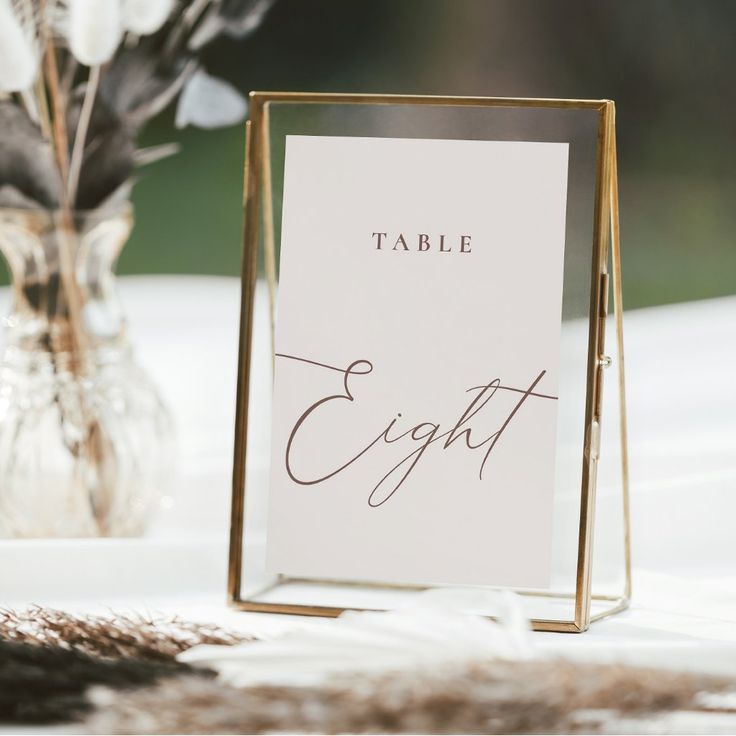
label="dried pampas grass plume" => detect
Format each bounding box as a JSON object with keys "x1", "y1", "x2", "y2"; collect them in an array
[
  {"x1": 0, "y1": 606, "x2": 255, "y2": 662},
  {"x1": 0, "y1": 0, "x2": 39, "y2": 92},
  {"x1": 83, "y1": 661, "x2": 736, "y2": 735}
]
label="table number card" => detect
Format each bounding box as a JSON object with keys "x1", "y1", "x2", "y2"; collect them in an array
[{"x1": 266, "y1": 134, "x2": 570, "y2": 590}]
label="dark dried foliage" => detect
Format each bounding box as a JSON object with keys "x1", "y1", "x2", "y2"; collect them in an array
[{"x1": 0, "y1": 638, "x2": 211, "y2": 724}]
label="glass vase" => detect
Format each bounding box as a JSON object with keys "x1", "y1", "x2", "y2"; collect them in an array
[{"x1": 0, "y1": 205, "x2": 174, "y2": 537}]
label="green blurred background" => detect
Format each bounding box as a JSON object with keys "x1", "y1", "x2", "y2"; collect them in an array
[{"x1": 83, "y1": 1, "x2": 736, "y2": 308}]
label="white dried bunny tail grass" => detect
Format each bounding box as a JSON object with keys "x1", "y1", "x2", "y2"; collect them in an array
[
  {"x1": 121, "y1": 0, "x2": 174, "y2": 36},
  {"x1": 0, "y1": 0, "x2": 40, "y2": 92},
  {"x1": 65, "y1": 0, "x2": 123, "y2": 65}
]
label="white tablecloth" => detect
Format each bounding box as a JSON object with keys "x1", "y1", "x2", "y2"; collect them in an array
[{"x1": 1, "y1": 276, "x2": 735, "y2": 654}]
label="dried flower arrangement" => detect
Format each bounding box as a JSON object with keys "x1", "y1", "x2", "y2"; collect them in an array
[
  {"x1": 0, "y1": 0, "x2": 273, "y2": 538},
  {"x1": 0, "y1": 0, "x2": 271, "y2": 212}
]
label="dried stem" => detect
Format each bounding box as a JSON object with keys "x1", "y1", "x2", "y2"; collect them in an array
[
  {"x1": 18, "y1": 88, "x2": 40, "y2": 124},
  {"x1": 42, "y1": 40, "x2": 82, "y2": 343},
  {"x1": 134, "y1": 142, "x2": 181, "y2": 167},
  {"x1": 42, "y1": 28, "x2": 105, "y2": 533},
  {"x1": 34, "y1": 74, "x2": 52, "y2": 140},
  {"x1": 68, "y1": 64, "x2": 101, "y2": 205},
  {"x1": 60, "y1": 55, "x2": 79, "y2": 102},
  {"x1": 163, "y1": 0, "x2": 212, "y2": 62},
  {"x1": 43, "y1": 40, "x2": 70, "y2": 192}
]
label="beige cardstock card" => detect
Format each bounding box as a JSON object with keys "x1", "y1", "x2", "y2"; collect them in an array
[{"x1": 266, "y1": 135, "x2": 569, "y2": 590}]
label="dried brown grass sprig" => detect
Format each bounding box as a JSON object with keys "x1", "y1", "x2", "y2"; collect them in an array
[
  {"x1": 0, "y1": 606, "x2": 254, "y2": 662},
  {"x1": 83, "y1": 660, "x2": 736, "y2": 735}
]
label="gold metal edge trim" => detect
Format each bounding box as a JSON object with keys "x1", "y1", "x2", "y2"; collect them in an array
[
  {"x1": 261, "y1": 103, "x2": 278, "y2": 369},
  {"x1": 571, "y1": 101, "x2": 614, "y2": 631},
  {"x1": 250, "y1": 91, "x2": 610, "y2": 110},
  {"x1": 589, "y1": 598, "x2": 630, "y2": 625},
  {"x1": 609, "y1": 114, "x2": 633, "y2": 604},
  {"x1": 244, "y1": 575, "x2": 626, "y2": 603},
  {"x1": 230, "y1": 598, "x2": 610, "y2": 634},
  {"x1": 226, "y1": 121, "x2": 251, "y2": 604},
  {"x1": 228, "y1": 106, "x2": 262, "y2": 604}
]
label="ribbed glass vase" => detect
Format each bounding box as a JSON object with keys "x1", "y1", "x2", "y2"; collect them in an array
[{"x1": 0, "y1": 205, "x2": 174, "y2": 537}]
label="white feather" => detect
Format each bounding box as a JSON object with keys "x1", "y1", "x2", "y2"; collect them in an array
[
  {"x1": 175, "y1": 69, "x2": 247, "y2": 129},
  {"x1": 67, "y1": 0, "x2": 123, "y2": 66},
  {"x1": 121, "y1": 0, "x2": 173, "y2": 35},
  {"x1": 178, "y1": 592, "x2": 534, "y2": 688},
  {"x1": 0, "y1": 0, "x2": 38, "y2": 92}
]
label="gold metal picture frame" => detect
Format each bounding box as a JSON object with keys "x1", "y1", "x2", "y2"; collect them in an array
[{"x1": 228, "y1": 93, "x2": 630, "y2": 633}]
